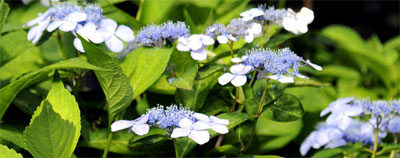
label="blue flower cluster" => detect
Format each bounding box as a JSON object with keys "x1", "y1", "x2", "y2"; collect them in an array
[
  {"x1": 300, "y1": 97, "x2": 400, "y2": 156},
  {"x1": 256, "y1": 6, "x2": 287, "y2": 24},
  {"x1": 147, "y1": 104, "x2": 195, "y2": 129},
  {"x1": 25, "y1": 2, "x2": 135, "y2": 52},
  {"x1": 135, "y1": 21, "x2": 190, "y2": 47}
]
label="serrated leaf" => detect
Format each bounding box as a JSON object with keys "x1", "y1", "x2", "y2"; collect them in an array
[
  {"x1": 264, "y1": 93, "x2": 304, "y2": 122},
  {"x1": 177, "y1": 74, "x2": 216, "y2": 111},
  {"x1": 170, "y1": 64, "x2": 198, "y2": 90},
  {"x1": 175, "y1": 112, "x2": 249, "y2": 157},
  {"x1": 0, "y1": 31, "x2": 33, "y2": 65},
  {"x1": 0, "y1": 0, "x2": 10, "y2": 34},
  {"x1": 0, "y1": 57, "x2": 106, "y2": 120},
  {"x1": 120, "y1": 47, "x2": 173, "y2": 98},
  {"x1": 0, "y1": 144, "x2": 22, "y2": 158},
  {"x1": 0, "y1": 124, "x2": 26, "y2": 149},
  {"x1": 23, "y1": 101, "x2": 76, "y2": 158},
  {"x1": 80, "y1": 36, "x2": 133, "y2": 124}
]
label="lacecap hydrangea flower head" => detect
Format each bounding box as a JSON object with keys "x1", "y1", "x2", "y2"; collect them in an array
[
  {"x1": 24, "y1": 2, "x2": 135, "y2": 53},
  {"x1": 218, "y1": 48, "x2": 322, "y2": 87},
  {"x1": 111, "y1": 104, "x2": 229, "y2": 145},
  {"x1": 300, "y1": 97, "x2": 400, "y2": 156}
]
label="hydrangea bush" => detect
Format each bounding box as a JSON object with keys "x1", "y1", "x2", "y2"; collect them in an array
[{"x1": 0, "y1": 0, "x2": 399, "y2": 157}]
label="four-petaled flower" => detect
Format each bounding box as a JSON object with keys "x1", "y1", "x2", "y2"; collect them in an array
[
  {"x1": 193, "y1": 113, "x2": 229, "y2": 134},
  {"x1": 111, "y1": 114, "x2": 150, "y2": 136},
  {"x1": 171, "y1": 118, "x2": 211, "y2": 145},
  {"x1": 240, "y1": 8, "x2": 264, "y2": 21},
  {"x1": 282, "y1": 7, "x2": 314, "y2": 35},
  {"x1": 218, "y1": 64, "x2": 253, "y2": 87},
  {"x1": 177, "y1": 34, "x2": 214, "y2": 61}
]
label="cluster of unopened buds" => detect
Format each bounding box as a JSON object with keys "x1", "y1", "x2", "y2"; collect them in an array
[
  {"x1": 300, "y1": 97, "x2": 400, "y2": 156},
  {"x1": 111, "y1": 104, "x2": 229, "y2": 145}
]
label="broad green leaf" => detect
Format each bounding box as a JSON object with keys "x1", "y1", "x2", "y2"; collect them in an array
[
  {"x1": 83, "y1": 128, "x2": 143, "y2": 155},
  {"x1": 23, "y1": 101, "x2": 76, "y2": 158},
  {"x1": 264, "y1": 93, "x2": 304, "y2": 122},
  {"x1": 99, "y1": 0, "x2": 127, "y2": 7},
  {"x1": 200, "y1": 98, "x2": 230, "y2": 115},
  {"x1": 177, "y1": 74, "x2": 216, "y2": 111},
  {"x1": 0, "y1": 31, "x2": 33, "y2": 65},
  {"x1": 311, "y1": 145, "x2": 360, "y2": 158},
  {"x1": 377, "y1": 144, "x2": 400, "y2": 155},
  {"x1": 120, "y1": 47, "x2": 173, "y2": 98},
  {"x1": 196, "y1": 64, "x2": 225, "y2": 80},
  {"x1": 170, "y1": 64, "x2": 198, "y2": 90},
  {"x1": 264, "y1": 33, "x2": 295, "y2": 49},
  {"x1": 148, "y1": 74, "x2": 176, "y2": 95},
  {"x1": 7, "y1": 2, "x2": 46, "y2": 24},
  {"x1": 0, "y1": 47, "x2": 44, "y2": 82},
  {"x1": 103, "y1": 5, "x2": 143, "y2": 29},
  {"x1": 315, "y1": 65, "x2": 361, "y2": 79},
  {"x1": 254, "y1": 155, "x2": 284, "y2": 158},
  {"x1": 176, "y1": 112, "x2": 249, "y2": 157},
  {"x1": 0, "y1": 57, "x2": 106, "y2": 120},
  {"x1": 285, "y1": 86, "x2": 336, "y2": 113},
  {"x1": 0, "y1": 144, "x2": 22, "y2": 158},
  {"x1": 80, "y1": 37, "x2": 133, "y2": 124},
  {"x1": 216, "y1": 0, "x2": 250, "y2": 24},
  {"x1": 384, "y1": 36, "x2": 400, "y2": 51},
  {"x1": 0, "y1": 0, "x2": 10, "y2": 34},
  {"x1": 44, "y1": 79, "x2": 81, "y2": 154},
  {"x1": 210, "y1": 144, "x2": 239, "y2": 156},
  {"x1": 252, "y1": 80, "x2": 286, "y2": 108},
  {"x1": 0, "y1": 123, "x2": 26, "y2": 149},
  {"x1": 139, "y1": 0, "x2": 175, "y2": 24},
  {"x1": 183, "y1": 9, "x2": 198, "y2": 33},
  {"x1": 289, "y1": 78, "x2": 330, "y2": 88},
  {"x1": 1, "y1": 23, "x2": 23, "y2": 33}
]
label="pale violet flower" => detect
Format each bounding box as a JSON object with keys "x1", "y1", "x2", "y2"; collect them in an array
[
  {"x1": 26, "y1": 15, "x2": 51, "y2": 43},
  {"x1": 47, "y1": 11, "x2": 87, "y2": 32},
  {"x1": 282, "y1": 7, "x2": 314, "y2": 35},
  {"x1": 111, "y1": 114, "x2": 150, "y2": 136},
  {"x1": 244, "y1": 22, "x2": 263, "y2": 43},
  {"x1": 218, "y1": 64, "x2": 253, "y2": 87},
  {"x1": 325, "y1": 104, "x2": 363, "y2": 130},
  {"x1": 388, "y1": 117, "x2": 400, "y2": 134},
  {"x1": 193, "y1": 113, "x2": 229, "y2": 134},
  {"x1": 240, "y1": 8, "x2": 264, "y2": 22},
  {"x1": 320, "y1": 97, "x2": 355, "y2": 117},
  {"x1": 171, "y1": 118, "x2": 211, "y2": 145},
  {"x1": 97, "y1": 19, "x2": 135, "y2": 52},
  {"x1": 177, "y1": 34, "x2": 214, "y2": 61},
  {"x1": 300, "y1": 124, "x2": 346, "y2": 156},
  {"x1": 231, "y1": 55, "x2": 248, "y2": 63}
]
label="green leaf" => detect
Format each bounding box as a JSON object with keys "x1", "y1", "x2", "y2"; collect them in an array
[
  {"x1": 210, "y1": 144, "x2": 239, "y2": 155},
  {"x1": 253, "y1": 155, "x2": 284, "y2": 158},
  {"x1": 23, "y1": 101, "x2": 76, "y2": 158},
  {"x1": 148, "y1": 74, "x2": 176, "y2": 95},
  {"x1": 99, "y1": 0, "x2": 127, "y2": 7},
  {"x1": 384, "y1": 36, "x2": 400, "y2": 51},
  {"x1": 177, "y1": 74, "x2": 216, "y2": 111},
  {"x1": 103, "y1": 5, "x2": 143, "y2": 29},
  {"x1": 175, "y1": 112, "x2": 249, "y2": 157},
  {"x1": 0, "y1": 123, "x2": 26, "y2": 149},
  {"x1": 312, "y1": 145, "x2": 353, "y2": 158},
  {"x1": 139, "y1": 0, "x2": 175, "y2": 24},
  {"x1": 264, "y1": 93, "x2": 304, "y2": 122},
  {"x1": 120, "y1": 47, "x2": 173, "y2": 98},
  {"x1": 0, "y1": 144, "x2": 22, "y2": 158},
  {"x1": 0, "y1": 57, "x2": 106, "y2": 120},
  {"x1": 170, "y1": 64, "x2": 198, "y2": 90},
  {"x1": 377, "y1": 144, "x2": 400, "y2": 155},
  {"x1": 0, "y1": 0, "x2": 10, "y2": 34},
  {"x1": 80, "y1": 37, "x2": 133, "y2": 124},
  {"x1": 0, "y1": 47, "x2": 45, "y2": 82},
  {"x1": 0, "y1": 31, "x2": 33, "y2": 65},
  {"x1": 315, "y1": 65, "x2": 361, "y2": 79},
  {"x1": 196, "y1": 64, "x2": 225, "y2": 80},
  {"x1": 264, "y1": 33, "x2": 295, "y2": 49}
]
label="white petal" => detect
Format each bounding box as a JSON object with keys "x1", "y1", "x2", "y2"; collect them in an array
[
  {"x1": 111, "y1": 120, "x2": 135, "y2": 132},
  {"x1": 66, "y1": 12, "x2": 87, "y2": 22},
  {"x1": 305, "y1": 60, "x2": 323, "y2": 71},
  {"x1": 178, "y1": 37, "x2": 188, "y2": 45},
  {"x1": 99, "y1": 19, "x2": 117, "y2": 39},
  {"x1": 132, "y1": 124, "x2": 150, "y2": 136},
  {"x1": 227, "y1": 34, "x2": 237, "y2": 41},
  {"x1": 282, "y1": 17, "x2": 297, "y2": 34},
  {"x1": 115, "y1": 25, "x2": 135, "y2": 42},
  {"x1": 241, "y1": 16, "x2": 253, "y2": 22},
  {"x1": 25, "y1": 16, "x2": 41, "y2": 27},
  {"x1": 193, "y1": 121, "x2": 211, "y2": 130},
  {"x1": 32, "y1": 28, "x2": 43, "y2": 43},
  {"x1": 338, "y1": 116, "x2": 353, "y2": 130},
  {"x1": 73, "y1": 38, "x2": 85, "y2": 52},
  {"x1": 210, "y1": 116, "x2": 229, "y2": 125},
  {"x1": 250, "y1": 23, "x2": 263, "y2": 36},
  {"x1": 300, "y1": 141, "x2": 311, "y2": 156},
  {"x1": 344, "y1": 105, "x2": 363, "y2": 116},
  {"x1": 218, "y1": 73, "x2": 235, "y2": 85},
  {"x1": 241, "y1": 65, "x2": 253, "y2": 75},
  {"x1": 189, "y1": 130, "x2": 210, "y2": 145},
  {"x1": 231, "y1": 75, "x2": 247, "y2": 87},
  {"x1": 105, "y1": 35, "x2": 124, "y2": 52},
  {"x1": 320, "y1": 106, "x2": 332, "y2": 117},
  {"x1": 210, "y1": 123, "x2": 229, "y2": 134},
  {"x1": 59, "y1": 21, "x2": 77, "y2": 32},
  {"x1": 202, "y1": 35, "x2": 215, "y2": 46},
  {"x1": 135, "y1": 114, "x2": 149, "y2": 124},
  {"x1": 177, "y1": 43, "x2": 190, "y2": 51},
  {"x1": 178, "y1": 118, "x2": 194, "y2": 129},
  {"x1": 188, "y1": 40, "x2": 203, "y2": 51},
  {"x1": 326, "y1": 113, "x2": 343, "y2": 126},
  {"x1": 326, "y1": 139, "x2": 346, "y2": 149},
  {"x1": 298, "y1": 7, "x2": 314, "y2": 24},
  {"x1": 244, "y1": 33, "x2": 254, "y2": 43},
  {"x1": 193, "y1": 113, "x2": 210, "y2": 122},
  {"x1": 190, "y1": 49, "x2": 208, "y2": 61},
  {"x1": 47, "y1": 21, "x2": 63, "y2": 32},
  {"x1": 27, "y1": 26, "x2": 38, "y2": 41},
  {"x1": 89, "y1": 30, "x2": 105, "y2": 44},
  {"x1": 217, "y1": 36, "x2": 228, "y2": 44},
  {"x1": 230, "y1": 64, "x2": 245, "y2": 74},
  {"x1": 231, "y1": 57, "x2": 242, "y2": 63},
  {"x1": 296, "y1": 21, "x2": 309, "y2": 34},
  {"x1": 296, "y1": 73, "x2": 309, "y2": 79},
  {"x1": 268, "y1": 75, "x2": 294, "y2": 83},
  {"x1": 171, "y1": 128, "x2": 191, "y2": 138}
]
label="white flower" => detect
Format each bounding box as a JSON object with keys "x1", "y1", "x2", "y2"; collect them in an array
[
  {"x1": 111, "y1": 114, "x2": 150, "y2": 136},
  {"x1": 320, "y1": 97, "x2": 354, "y2": 117},
  {"x1": 305, "y1": 59, "x2": 323, "y2": 71},
  {"x1": 73, "y1": 22, "x2": 105, "y2": 52},
  {"x1": 171, "y1": 118, "x2": 211, "y2": 145},
  {"x1": 300, "y1": 127, "x2": 346, "y2": 156},
  {"x1": 267, "y1": 74, "x2": 295, "y2": 83},
  {"x1": 26, "y1": 16, "x2": 51, "y2": 43},
  {"x1": 193, "y1": 113, "x2": 229, "y2": 134},
  {"x1": 282, "y1": 7, "x2": 314, "y2": 35},
  {"x1": 244, "y1": 23, "x2": 263, "y2": 43},
  {"x1": 47, "y1": 11, "x2": 88, "y2": 32},
  {"x1": 240, "y1": 8, "x2": 264, "y2": 22},
  {"x1": 176, "y1": 34, "x2": 214, "y2": 61},
  {"x1": 218, "y1": 64, "x2": 253, "y2": 87},
  {"x1": 98, "y1": 19, "x2": 135, "y2": 52},
  {"x1": 231, "y1": 55, "x2": 248, "y2": 63}
]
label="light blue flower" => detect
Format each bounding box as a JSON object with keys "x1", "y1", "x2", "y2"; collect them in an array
[
  {"x1": 388, "y1": 117, "x2": 400, "y2": 134},
  {"x1": 161, "y1": 21, "x2": 190, "y2": 41},
  {"x1": 206, "y1": 24, "x2": 230, "y2": 44},
  {"x1": 240, "y1": 8, "x2": 265, "y2": 22},
  {"x1": 176, "y1": 34, "x2": 214, "y2": 61},
  {"x1": 171, "y1": 118, "x2": 211, "y2": 145},
  {"x1": 262, "y1": 6, "x2": 287, "y2": 24},
  {"x1": 146, "y1": 104, "x2": 195, "y2": 129},
  {"x1": 218, "y1": 64, "x2": 253, "y2": 87},
  {"x1": 135, "y1": 21, "x2": 189, "y2": 47},
  {"x1": 111, "y1": 114, "x2": 150, "y2": 136}
]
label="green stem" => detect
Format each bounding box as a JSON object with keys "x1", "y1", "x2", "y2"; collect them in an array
[
  {"x1": 371, "y1": 124, "x2": 380, "y2": 158},
  {"x1": 249, "y1": 71, "x2": 257, "y2": 87},
  {"x1": 255, "y1": 79, "x2": 269, "y2": 118},
  {"x1": 229, "y1": 41, "x2": 234, "y2": 58},
  {"x1": 173, "y1": 139, "x2": 179, "y2": 158},
  {"x1": 56, "y1": 31, "x2": 67, "y2": 60},
  {"x1": 136, "y1": 0, "x2": 145, "y2": 21},
  {"x1": 102, "y1": 131, "x2": 113, "y2": 158},
  {"x1": 389, "y1": 135, "x2": 398, "y2": 158},
  {"x1": 168, "y1": 63, "x2": 186, "y2": 106}
]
